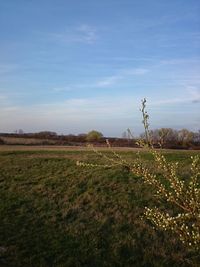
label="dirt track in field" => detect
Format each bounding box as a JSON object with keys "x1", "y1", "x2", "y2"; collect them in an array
[{"x1": 0, "y1": 145, "x2": 141, "y2": 152}]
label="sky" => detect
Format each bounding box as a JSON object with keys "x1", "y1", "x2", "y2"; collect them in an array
[{"x1": 0, "y1": 0, "x2": 200, "y2": 137}]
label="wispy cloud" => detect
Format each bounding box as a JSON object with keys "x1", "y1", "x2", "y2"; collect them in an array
[
  {"x1": 0, "y1": 96, "x2": 139, "y2": 135},
  {"x1": 0, "y1": 93, "x2": 9, "y2": 106},
  {"x1": 186, "y1": 86, "x2": 200, "y2": 103},
  {"x1": 123, "y1": 68, "x2": 149, "y2": 75},
  {"x1": 51, "y1": 67, "x2": 150, "y2": 91},
  {"x1": 52, "y1": 86, "x2": 73, "y2": 92},
  {"x1": 76, "y1": 24, "x2": 97, "y2": 44},
  {"x1": 0, "y1": 94, "x2": 7, "y2": 100},
  {"x1": 102, "y1": 56, "x2": 157, "y2": 62},
  {"x1": 95, "y1": 75, "x2": 122, "y2": 87},
  {"x1": 150, "y1": 87, "x2": 200, "y2": 106},
  {"x1": 113, "y1": 10, "x2": 200, "y2": 36},
  {"x1": 0, "y1": 63, "x2": 19, "y2": 75},
  {"x1": 48, "y1": 24, "x2": 98, "y2": 44},
  {"x1": 1, "y1": 92, "x2": 199, "y2": 135},
  {"x1": 160, "y1": 58, "x2": 200, "y2": 66},
  {"x1": 94, "y1": 68, "x2": 149, "y2": 88}
]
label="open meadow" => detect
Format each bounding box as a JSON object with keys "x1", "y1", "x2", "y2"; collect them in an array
[
  {"x1": 0, "y1": 146, "x2": 199, "y2": 267},
  {"x1": 1, "y1": 0, "x2": 200, "y2": 266}
]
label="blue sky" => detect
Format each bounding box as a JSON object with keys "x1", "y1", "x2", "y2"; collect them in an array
[{"x1": 0, "y1": 0, "x2": 200, "y2": 136}]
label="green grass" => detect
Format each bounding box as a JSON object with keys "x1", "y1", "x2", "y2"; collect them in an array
[{"x1": 0, "y1": 149, "x2": 199, "y2": 267}]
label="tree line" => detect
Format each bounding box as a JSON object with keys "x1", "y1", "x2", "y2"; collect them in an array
[
  {"x1": 141, "y1": 128, "x2": 200, "y2": 149},
  {"x1": 0, "y1": 128, "x2": 200, "y2": 149}
]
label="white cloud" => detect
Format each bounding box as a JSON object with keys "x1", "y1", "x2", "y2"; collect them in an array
[
  {"x1": 51, "y1": 67, "x2": 150, "y2": 91},
  {"x1": 0, "y1": 63, "x2": 19, "y2": 75},
  {"x1": 0, "y1": 96, "x2": 140, "y2": 134},
  {"x1": 94, "y1": 67, "x2": 149, "y2": 88},
  {"x1": 150, "y1": 98, "x2": 191, "y2": 106},
  {"x1": 123, "y1": 68, "x2": 149, "y2": 75},
  {"x1": 149, "y1": 86, "x2": 200, "y2": 106},
  {"x1": 0, "y1": 94, "x2": 199, "y2": 135},
  {"x1": 0, "y1": 93, "x2": 9, "y2": 106},
  {"x1": 48, "y1": 24, "x2": 97, "y2": 44},
  {"x1": 160, "y1": 58, "x2": 200, "y2": 66},
  {"x1": 0, "y1": 94, "x2": 7, "y2": 100},
  {"x1": 52, "y1": 86, "x2": 72, "y2": 92},
  {"x1": 95, "y1": 75, "x2": 122, "y2": 87},
  {"x1": 76, "y1": 24, "x2": 97, "y2": 44},
  {"x1": 38, "y1": 97, "x2": 137, "y2": 118},
  {"x1": 186, "y1": 86, "x2": 200, "y2": 103},
  {"x1": 1, "y1": 106, "x2": 19, "y2": 112}
]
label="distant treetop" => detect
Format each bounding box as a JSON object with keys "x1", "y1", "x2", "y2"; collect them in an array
[{"x1": 86, "y1": 130, "x2": 103, "y2": 142}]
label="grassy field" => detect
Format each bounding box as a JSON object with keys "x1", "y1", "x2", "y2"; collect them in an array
[{"x1": 0, "y1": 146, "x2": 199, "y2": 267}]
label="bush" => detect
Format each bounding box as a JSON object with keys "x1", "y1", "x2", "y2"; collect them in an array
[{"x1": 86, "y1": 130, "x2": 103, "y2": 142}]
